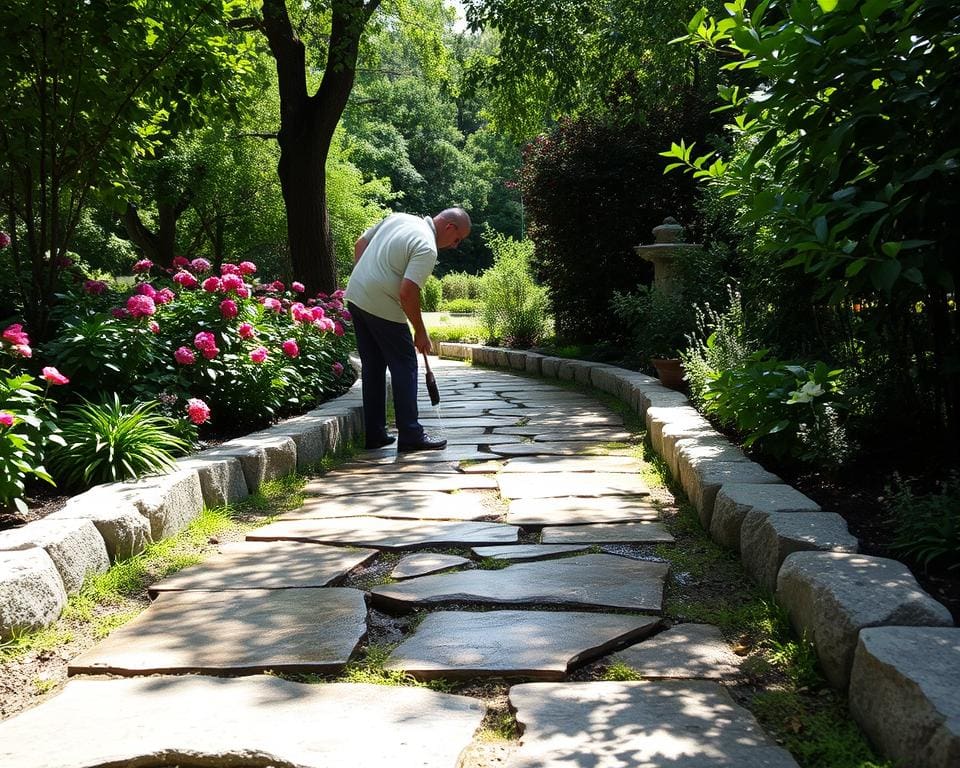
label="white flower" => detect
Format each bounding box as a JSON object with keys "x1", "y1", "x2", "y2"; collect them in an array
[{"x1": 786, "y1": 381, "x2": 825, "y2": 405}]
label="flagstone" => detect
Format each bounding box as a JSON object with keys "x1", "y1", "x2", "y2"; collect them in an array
[
  {"x1": 506, "y1": 680, "x2": 798, "y2": 768},
  {"x1": 304, "y1": 472, "x2": 496, "y2": 495},
  {"x1": 249, "y1": 517, "x2": 519, "y2": 550},
  {"x1": 148, "y1": 541, "x2": 376, "y2": 595},
  {"x1": 417, "y1": 416, "x2": 520, "y2": 428},
  {"x1": 493, "y1": 426, "x2": 635, "y2": 442},
  {"x1": 385, "y1": 610, "x2": 661, "y2": 681},
  {"x1": 337, "y1": 459, "x2": 464, "y2": 473},
  {"x1": 392, "y1": 553, "x2": 471, "y2": 579},
  {"x1": 506, "y1": 497, "x2": 660, "y2": 526},
  {"x1": 284, "y1": 490, "x2": 497, "y2": 521},
  {"x1": 371, "y1": 554, "x2": 668, "y2": 612},
  {"x1": 541, "y1": 521, "x2": 674, "y2": 545},
  {"x1": 471, "y1": 544, "x2": 590, "y2": 561},
  {"x1": 499, "y1": 455, "x2": 643, "y2": 473},
  {"x1": 614, "y1": 624, "x2": 742, "y2": 679},
  {"x1": 498, "y1": 472, "x2": 651, "y2": 499},
  {"x1": 69, "y1": 588, "x2": 367, "y2": 676},
  {"x1": 0, "y1": 677, "x2": 484, "y2": 768},
  {"x1": 393, "y1": 447, "x2": 500, "y2": 463},
  {"x1": 491, "y1": 442, "x2": 606, "y2": 457}
]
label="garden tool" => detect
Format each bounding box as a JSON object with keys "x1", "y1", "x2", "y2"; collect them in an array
[{"x1": 422, "y1": 352, "x2": 441, "y2": 406}]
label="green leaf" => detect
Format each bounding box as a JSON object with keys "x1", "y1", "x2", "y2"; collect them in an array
[
  {"x1": 817, "y1": 0, "x2": 838, "y2": 11},
  {"x1": 870, "y1": 260, "x2": 902, "y2": 293}
]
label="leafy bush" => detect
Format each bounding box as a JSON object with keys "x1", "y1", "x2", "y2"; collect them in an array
[
  {"x1": 610, "y1": 286, "x2": 697, "y2": 369},
  {"x1": 420, "y1": 274, "x2": 442, "y2": 312},
  {"x1": 479, "y1": 232, "x2": 549, "y2": 348},
  {"x1": 442, "y1": 298, "x2": 480, "y2": 314},
  {"x1": 441, "y1": 271, "x2": 482, "y2": 301},
  {"x1": 703, "y1": 353, "x2": 849, "y2": 465},
  {"x1": 48, "y1": 394, "x2": 194, "y2": 489},
  {"x1": 890, "y1": 473, "x2": 960, "y2": 571}
]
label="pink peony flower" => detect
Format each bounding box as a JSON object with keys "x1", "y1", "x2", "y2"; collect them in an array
[
  {"x1": 221, "y1": 273, "x2": 244, "y2": 292},
  {"x1": 262, "y1": 297, "x2": 282, "y2": 312},
  {"x1": 220, "y1": 299, "x2": 238, "y2": 319},
  {"x1": 202, "y1": 277, "x2": 222, "y2": 293},
  {"x1": 292, "y1": 281, "x2": 305, "y2": 293},
  {"x1": 111, "y1": 307, "x2": 130, "y2": 319},
  {"x1": 236, "y1": 286, "x2": 250, "y2": 299},
  {"x1": 155, "y1": 287, "x2": 175, "y2": 305},
  {"x1": 319, "y1": 317, "x2": 335, "y2": 332},
  {"x1": 193, "y1": 331, "x2": 217, "y2": 351},
  {"x1": 173, "y1": 271, "x2": 198, "y2": 289},
  {"x1": 238, "y1": 322, "x2": 256, "y2": 339},
  {"x1": 0, "y1": 232, "x2": 10, "y2": 249},
  {"x1": 132, "y1": 258, "x2": 153, "y2": 273},
  {"x1": 126, "y1": 294, "x2": 156, "y2": 318},
  {"x1": 172, "y1": 256, "x2": 189, "y2": 268},
  {"x1": 0, "y1": 411, "x2": 14, "y2": 427},
  {"x1": 2, "y1": 323, "x2": 29, "y2": 346},
  {"x1": 201, "y1": 346, "x2": 219, "y2": 360},
  {"x1": 281, "y1": 339, "x2": 299, "y2": 358},
  {"x1": 174, "y1": 346, "x2": 196, "y2": 365},
  {"x1": 340, "y1": 309, "x2": 352, "y2": 321},
  {"x1": 148, "y1": 320, "x2": 160, "y2": 334},
  {"x1": 271, "y1": 280, "x2": 285, "y2": 292},
  {"x1": 311, "y1": 306, "x2": 326, "y2": 320},
  {"x1": 249, "y1": 346, "x2": 268, "y2": 363},
  {"x1": 239, "y1": 261, "x2": 257, "y2": 275},
  {"x1": 190, "y1": 258, "x2": 212, "y2": 274},
  {"x1": 135, "y1": 282, "x2": 157, "y2": 298},
  {"x1": 317, "y1": 292, "x2": 329, "y2": 300},
  {"x1": 333, "y1": 321, "x2": 345, "y2": 337},
  {"x1": 83, "y1": 279, "x2": 108, "y2": 296},
  {"x1": 332, "y1": 361, "x2": 344, "y2": 377},
  {"x1": 41, "y1": 366, "x2": 69, "y2": 385},
  {"x1": 186, "y1": 397, "x2": 211, "y2": 425},
  {"x1": 13, "y1": 344, "x2": 32, "y2": 358},
  {"x1": 220, "y1": 262, "x2": 240, "y2": 275},
  {"x1": 332, "y1": 289, "x2": 345, "y2": 299}
]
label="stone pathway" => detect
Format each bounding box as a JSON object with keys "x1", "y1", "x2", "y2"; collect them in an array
[{"x1": 0, "y1": 358, "x2": 799, "y2": 767}]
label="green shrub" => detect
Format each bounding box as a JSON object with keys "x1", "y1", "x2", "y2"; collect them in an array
[
  {"x1": 610, "y1": 286, "x2": 697, "y2": 369},
  {"x1": 440, "y1": 271, "x2": 482, "y2": 301},
  {"x1": 49, "y1": 394, "x2": 194, "y2": 489},
  {"x1": 890, "y1": 473, "x2": 960, "y2": 571},
  {"x1": 479, "y1": 232, "x2": 549, "y2": 348},
  {"x1": 420, "y1": 274, "x2": 442, "y2": 312},
  {"x1": 442, "y1": 298, "x2": 480, "y2": 314}
]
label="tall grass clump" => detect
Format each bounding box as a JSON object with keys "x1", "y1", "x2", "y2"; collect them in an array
[{"x1": 479, "y1": 231, "x2": 549, "y2": 348}]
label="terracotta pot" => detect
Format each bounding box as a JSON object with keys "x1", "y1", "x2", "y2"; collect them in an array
[{"x1": 651, "y1": 357, "x2": 686, "y2": 392}]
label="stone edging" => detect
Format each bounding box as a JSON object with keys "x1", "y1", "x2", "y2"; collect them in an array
[
  {"x1": 438, "y1": 342, "x2": 958, "y2": 768},
  {"x1": 0, "y1": 378, "x2": 365, "y2": 641}
]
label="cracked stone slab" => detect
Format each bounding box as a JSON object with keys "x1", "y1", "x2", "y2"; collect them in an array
[
  {"x1": 249, "y1": 517, "x2": 519, "y2": 550},
  {"x1": 541, "y1": 521, "x2": 674, "y2": 545},
  {"x1": 614, "y1": 624, "x2": 742, "y2": 679},
  {"x1": 69, "y1": 587, "x2": 367, "y2": 676},
  {"x1": 304, "y1": 473, "x2": 497, "y2": 496},
  {"x1": 371, "y1": 554, "x2": 668, "y2": 612},
  {"x1": 498, "y1": 455, "x2": 643, "y2": 473},
  {"x1": 283, "y1": 491, "x2": 497, "y2": 522},
  {"x1": 0, "y1": 677, "x2": 485, "y2": 768},
  {"x1": 472, "y1": 545, "x2": 589, "y2": 562},
  {"x1": 507, "y1": 497, "x2": 660, "y2": 526},
  {"x1": 498, "y1": 473, "x2": 651, "y2": 499},
  {"x1": 506, "y1": 680, "x2": 798, "y2": 768},
  {"x1": 392, "y1": 553, "x2": 471, "y2": 579},
  {"x1": 385, "y1": 610, "x2": 661, "y2": 681},
  {"x1": 491, "y1": 442, "x2": 609, "y2": 457},
  {"x1": 148, "y1": 542, "x2": 376, "y2": 595}
]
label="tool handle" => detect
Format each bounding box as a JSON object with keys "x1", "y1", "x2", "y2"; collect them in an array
[{"x1": 421, "y1": 352, "x2": 432, "y2": 373}]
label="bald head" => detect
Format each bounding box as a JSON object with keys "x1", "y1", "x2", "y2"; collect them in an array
[{"x1": 433, "y1": 208, "x2": 471, "y2": 250}]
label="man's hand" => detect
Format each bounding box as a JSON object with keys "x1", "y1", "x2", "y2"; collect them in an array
[
  {"x1": 413, "y1": 327, "x2": 432, "y2": 355},
  {"x1": 400, "y1": 278, "x2": 432, "y2": 354}
]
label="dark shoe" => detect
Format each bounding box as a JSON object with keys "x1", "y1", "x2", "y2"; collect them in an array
[
  {"x1": 364, "y1": 435, "x2": 396, "y2": 450},
  {"x1": 397, "y1": 435, "x2": 447, "y2": 453}
]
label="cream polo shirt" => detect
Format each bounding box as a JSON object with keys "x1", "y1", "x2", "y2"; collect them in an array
[{"x1": 344, "y1": 213, "x2": 438, "y2": 323}]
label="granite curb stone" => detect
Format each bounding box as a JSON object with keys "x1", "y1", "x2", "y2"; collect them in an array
[
  {"x1": 0, "y1": 548, "x2": 67, "y2": 639},
  {"x1": 0, "y1": 518, "x2": 109, "y2": 594},
  {"x1": 711, "y1": 483, "x2": 821, "y2": 553},
  {"x1": 47, "y1": 494, "x2": 152, "y2": 561},
  {"x1": 689, "y1": 461, "x2": 782, "y2": 528},
  {"x1": 175, "y1": 453, "x2": 248, "y2": 507}
]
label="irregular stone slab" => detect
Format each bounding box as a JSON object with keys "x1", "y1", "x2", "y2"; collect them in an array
[
  {"x1": 337, "y1": 458, "x2": 463, "y2": 473},
  {"x1": 741, "y1": 511, "x2": 858, "y2": 593},
  {"x1": 0, "y1": 676, "x2": 484, "y2": 768},
  {"x1": 498, "y1": 472, "x2": 651, "y2": 499},
  {"x1": 304, "y1": 472, "x2": 497, "y2": 496},
  {"x1": 418, "y1": 416, "x2": 519, "y2": 428},
  {"x1": 541, "y1": 522, "x2": 674, "y2": 545},
  {"x1": 392, "y1": 553, "x2": 471, "y2": 580},
  {"x1": 710, "y1": 483, "x2": 821, "y2": 553},
  {"x1": 372, "y1": 554, "x2": 668, "y2": 613},
  {"x1": 776, "y1": 552, "x2": 953, "y2": 690},
  {"x1": 46, "y1": 494, "x2": 152, "y2": 561},
  {"x1": 688, "y1": 461, "x2": 782, "y2": 528},
  {"x1": 386, "y1": 610, "x2": 661, "y2": 681},
  {"x1": 69, "y1": 587, "x2": 367, "y2": 676},
  {"x1": 615, "y1": 624, "x2": 741, "y2": 679},
  {"x1": 285, "y1": 491, "x2": 496, "y2": 522},
  {"x1": 507, "y1": 680, "x2": 798, "y2": 768},
  {"x1": 250, "y1": 517, "x2": 519, "y2": 550},
  {"x1": 149, "y1": 542, "x2": 376, "y2": 595},
  {"x1": 458, "y1": 459, "x2": 507, "y2": 473},
  {"x1": 526, "y1": 413, "x2": 625, "y2": 428},
  {"x1": 176, "y1": 453, "x2": 248, "y2": 507},
  {"x1": 850, "y1": 626, "x2": 960, "y2": 768},
  {"x1": 0, "y1": 549, "x2": 67, "y2": 640},
  {"x1": 492, "y1": 427, "x2": 632, "y2": 442},
  {"x1": 507, "y1": 497, "x2": 659, "y2": 526},
  {"x1": 0, "y1": 518, "x2": 108, "y2": 594},
  {"x1": 499, "y1": 455, "x2": 642, "y2": 473},
  {"x1": 491, "y1": 441, "x2": 607, "y2": 457},
  {"x1": 395, "y1": 446, "x2": 499, "y2": 463},
  {"x1": 472, "y1": 544, "x2": 589, "y2": 562}
]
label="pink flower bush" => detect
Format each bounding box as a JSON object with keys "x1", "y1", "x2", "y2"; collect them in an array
[
  {"x1": 332, "y1": 361, "x2": 344, "y2": 377},
  {"x1": 238, "y1": 322, "x2": 256, "y2": 339},
  {"x1": 239, "y1": 261, "x2": 257, "y2": 275},
  {"x1": 220, "y1": 263, "x2": 240, "y2": 276},
  {"x1": 155, "y1": 287, "x2": 175, "y2": 305},
  {"x1": 174, "y1": 346, "x2": 196, "y2": 365},
  {"x1": 202, "y1": 277, "x2": 222, "y2": 293},
  {"x1": 83, "y1": 279, "x2": 108, "y2": 296},
  {"x1": 271, "y1": 280, "x2": 285, "y2": 292},
  {"x1": 186, "y1": 398, "x2": 211, "y2": 425},
  {"x1": 281, "y1": 339, "x2": 299, "y2": 358},
  {"x1": 220, "y1": 299, "x2": 238, "y2": 319},
  {"x1": 221, "y1": 273, "x2": 244, "y2": 292},
  {"x1": 135, "y1": 283, "x2": 157, "y2": 298},
  {"x1": 200, "y1": 346, "x2": 219, "y2": 360},
  {"x1": 236, "y1": 286, "x2": 250, "y2": 298},
  {"x1": 132, "y1": 259, "x2": 153, "y2": 273},
  {"x1": 173, "y1": 271, "x2": 198, "y2": 289},
  {"x1": 262, "y1": 297, "x2": 282, "y2": 312},
  {"x1": 341, "y1": 309, "x2": 352, "y2": 321},
  {"x1": 41, "y1": 366, "x2": 69, "y2": 385},
  {"x1": 0, "y1": 411, "x2": 14, "y2": 427},
  {"x1": 292, "y1": 281, "x2": 305, "y2": 293},
  {"x1": 249, "y1": 346, "x2": 268, "y2": 363},
  {"x1": 3, "y1": 324, "x2": 29, "y2": 346},
  {"x1": 148, "y1": 321, "x2": 160, "y2": 334},
  {"x1": 173, "y1": 256, "x2": 190, "y2": 268},
  {"x1": 194, "y1": 331, "x2": 217, "y2": 351},
  {"x1": 111, "y1": 307, "x2": 130, "y2": 319},
  {"x1": 190, "y1": 258, "x2": 212, "y2": 274},
  {"x1": 333, "y1": 322, "x2": 345, "y2": 337},
  {"x1": 126, "y1": 294, "x2": 156, "y2": 318}
]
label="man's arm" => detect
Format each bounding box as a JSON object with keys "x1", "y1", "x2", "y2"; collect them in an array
[
  {"x1": 354, "y1": 237, "x2": 368, "y2": 264},
  {"x1": 399, "y1": 278, "x2": 431, "y2": 354}
]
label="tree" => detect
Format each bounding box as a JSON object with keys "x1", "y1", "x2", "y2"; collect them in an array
[{"x1": 0, "y1": 0, "x2": 256, "y2": 335}]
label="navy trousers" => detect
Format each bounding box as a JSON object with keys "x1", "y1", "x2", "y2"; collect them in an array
[{"x1": 349, "y1": 303, "x2": 425, "y2": 445}]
